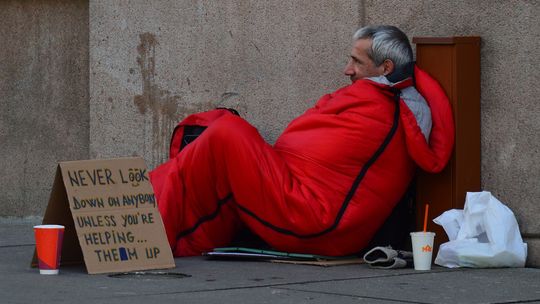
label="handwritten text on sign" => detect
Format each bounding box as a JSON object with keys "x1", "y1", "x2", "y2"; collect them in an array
[{"x1": 60, "y1": 158, "x2": 174, "y2": 274}]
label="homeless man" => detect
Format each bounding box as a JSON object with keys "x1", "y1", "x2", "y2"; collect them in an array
[{"x1": 150, "y1": 25, "x2": 455, "y2": 257}]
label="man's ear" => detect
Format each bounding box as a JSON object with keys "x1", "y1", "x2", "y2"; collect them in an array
[{"x1": 382, "y1": 59, "x2": 395, "y2": 76}]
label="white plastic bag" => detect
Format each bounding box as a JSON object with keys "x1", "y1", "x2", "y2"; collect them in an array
[{"x1": 433, "y1": 191, "x2": 527, "y2": 268}]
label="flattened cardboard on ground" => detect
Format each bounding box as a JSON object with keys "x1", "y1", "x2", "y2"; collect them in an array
[
  {"x1": 204, "y1": 247, "x2": 365, "y2": 267},
  {"x1": 32, "y1": 157, "x2": 175, "y2": 274},
  {"x1": 270, "y1": 258, "x2": 364, "y2": 267}
]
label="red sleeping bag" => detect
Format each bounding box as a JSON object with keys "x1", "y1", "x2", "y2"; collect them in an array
[{"x1": 150, "y1": 66, "x2": 454, "y2": 256}]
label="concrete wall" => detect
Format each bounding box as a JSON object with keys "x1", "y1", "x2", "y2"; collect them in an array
[
  {"x1": 89, "y1": 0, "x2": 361, "y2": 167},
  {"x1": 364, "y1": 0, "x2": 540, "y2": 267},
  {"x1": 0, "y1": 0, "x2": 89, "y2": 216}
]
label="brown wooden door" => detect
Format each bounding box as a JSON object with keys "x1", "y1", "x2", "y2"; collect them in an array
[{"x1": 413, "y1": 37, "x2": 481, "y2": 251}]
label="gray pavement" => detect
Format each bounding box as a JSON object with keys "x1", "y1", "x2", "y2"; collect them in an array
[{"x1": 1, "y1": 219, "x2": 540, "y2": 304}]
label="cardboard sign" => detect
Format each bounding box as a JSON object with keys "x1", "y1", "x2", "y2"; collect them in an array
[{"x1": 32, "y1": 157, "x2": 175, "y2": 274}]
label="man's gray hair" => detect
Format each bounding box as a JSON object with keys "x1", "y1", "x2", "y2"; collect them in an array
[{"x1": 353, "y1": 25, "x2": 413, "y2": 70}]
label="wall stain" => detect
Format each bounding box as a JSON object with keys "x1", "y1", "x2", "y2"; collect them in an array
[
  {"x1": 133, "y1": 32, "x2": 182, "y2": 165},
  {"x1": 133, "y1": 32, "x2": 221, "y2": 166}
]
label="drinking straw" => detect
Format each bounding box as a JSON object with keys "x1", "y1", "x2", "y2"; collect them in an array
[{"x1": 423, "y1": 204, "x2": 429, "y2": 232}]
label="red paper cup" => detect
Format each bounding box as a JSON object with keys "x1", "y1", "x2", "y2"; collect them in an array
[{"x1": 34, "y1": 225, "x2": 65, "y2": 275}]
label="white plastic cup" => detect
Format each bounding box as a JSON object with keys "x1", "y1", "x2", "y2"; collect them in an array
[{"x1": 410, "y1": 231, "x2": 435, "y2": 270}]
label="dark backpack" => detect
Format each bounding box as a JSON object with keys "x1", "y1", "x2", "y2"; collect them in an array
[{"x1": 168, "y1": 108, "x2": 240, "y2": 158}]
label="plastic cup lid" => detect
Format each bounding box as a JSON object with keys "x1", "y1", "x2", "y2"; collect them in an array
[
  {"x1": 33, "y1": 225, "x2": 65, "y2": 229},
  {"x1": 410, "y1": 231, "x2": 435, "y2": 236}
]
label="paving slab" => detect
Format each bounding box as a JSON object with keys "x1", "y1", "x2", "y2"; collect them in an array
[
  {"x1": 285, "y1": 268, "x2": 540, "y2": 304},
  {"x1": 1, "y1": 220, "x2": 539, "y2": 304},
  {"x1": 0, "y1": 217, "x2": 41, "y2": 247}
]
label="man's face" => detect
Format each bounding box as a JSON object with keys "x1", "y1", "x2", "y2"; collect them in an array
[{"x1": 343, "y1": 38, "x2": 384, "y2": 83}]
